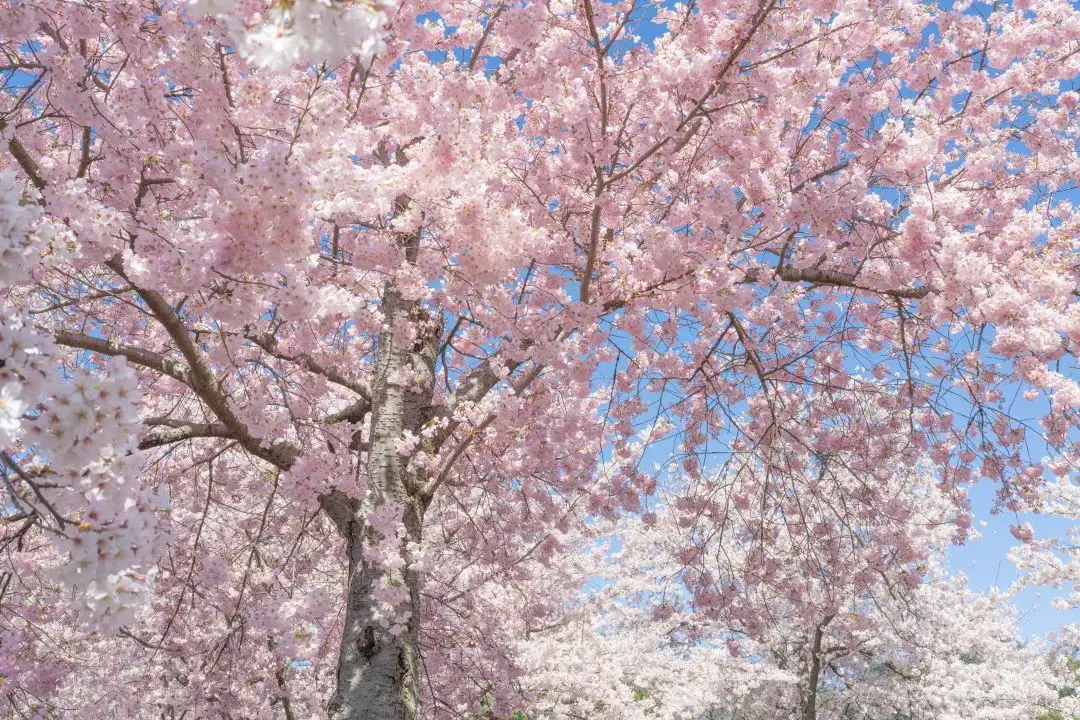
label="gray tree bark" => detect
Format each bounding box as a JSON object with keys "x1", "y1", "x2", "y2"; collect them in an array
[
  {"x1": 328, "y1": 279, "x2": 437, "y2": 720},
  {"x1": 802, "y1": 616, "x2": 833, "y2": 720}
]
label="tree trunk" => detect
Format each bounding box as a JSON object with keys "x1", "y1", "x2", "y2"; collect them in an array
[
  {"x1": 802, "y1": 621, "x2": 828, "y2": 720},
  {"x1": 328, "y1": 282, "x2": 437, "y2": 720},
  {"x1": 328, "y1": 517, "x2": 424, "y2": 720}
]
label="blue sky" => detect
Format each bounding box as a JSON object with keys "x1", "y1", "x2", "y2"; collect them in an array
[{"x1": 950, "y1": 482, "x2": 1080, "y2": 638}]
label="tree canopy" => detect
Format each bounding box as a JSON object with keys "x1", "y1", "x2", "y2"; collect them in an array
[{"x1": 1, "y1": 0, "x2": 1079, "y2": 717}]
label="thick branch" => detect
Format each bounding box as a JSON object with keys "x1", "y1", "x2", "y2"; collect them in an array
[
  {"x1": 53, "y1": 330, "x2": 193, "y2": 384},
  {"x1": 317, "y1": 489, "x2": 358, "y2": 536},
  {"x1": 776, "y1": 266, "x2": 932, "y2": 299},
  {"x1": 427, "y1": 355, "x2": 526, "y2": 451},
  {"x1": 325, "y1": 398, "x2": 372, "y2": 426},
  {"x1": 7, "y1": 136, "x2": 46, "y2": 191},
  {"x1": 105, "y1": 256, "x2": 297, "y2": 469},
  {"x1": 139, "y1": 419, "x2": 233, "y2": 450},
  {"x1": 467, "y1": 5, "x2": 505, "y2": 71},
  {"x1": 421, "y1": 361, "x2": 545, "y2": 500}
]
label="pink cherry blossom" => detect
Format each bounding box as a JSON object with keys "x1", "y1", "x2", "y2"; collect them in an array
[{"x1": 1, "y1": 0, "x2": 1079, "y2": 717}]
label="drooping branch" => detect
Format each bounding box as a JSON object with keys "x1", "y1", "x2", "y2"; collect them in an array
[{"x1": 0, "y1": 452, "x2": 66, "y2": 528}]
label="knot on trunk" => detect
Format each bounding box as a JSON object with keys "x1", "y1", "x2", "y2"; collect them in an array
[
  {"x1": 358, "y1": 624, "x2": 377, "y2": 659},
  {"x1": 408, "y1": 306, "x2": 440, "y2": 354}
]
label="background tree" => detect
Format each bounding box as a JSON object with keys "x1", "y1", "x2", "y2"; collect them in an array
[{"x1": 508, "y1": 466, "x2": 1064, "y2": 720}]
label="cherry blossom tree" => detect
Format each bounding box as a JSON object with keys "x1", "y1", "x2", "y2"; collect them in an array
[
  {"x1": 512, "y1": 478, "x2": 1065, "y2": 720},
  {"x1": 1, "y1": 0, "x2": 1079, "y2": 717},
  {"x1": 500, "y1": 460, "x2": 1073, "y2": 720}
]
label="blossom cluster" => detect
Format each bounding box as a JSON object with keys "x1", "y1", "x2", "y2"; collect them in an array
[
  {"x1": 188, "y1": 0, "x2": 386, "y2": 70},
  {"x1": 0, "y1": 171, "x2": 166, "y2": 628},
  {"x1": 0, "y1": 168, "x2": 50, "y2": 285}
]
